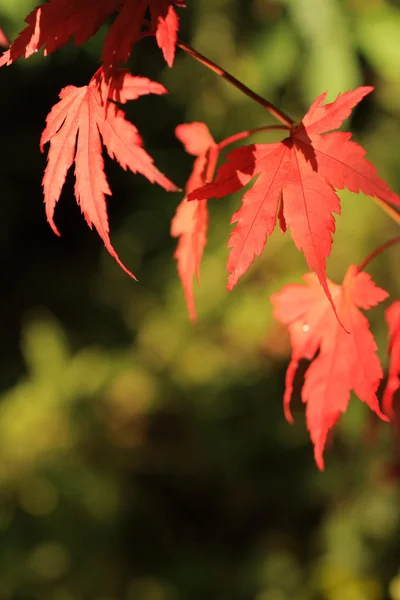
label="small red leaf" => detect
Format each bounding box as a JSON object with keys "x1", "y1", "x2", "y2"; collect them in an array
[
  {"x1": 0, "y1": 0, "x2": 121, "y2": 66},
  {"x1": 151, "y1": 0, "x2": 180, "y2": 67},
  {"x1": 102, "y1": 0, "x2": 184, "y2": 74},
  {"x1": 271, "y1": 265, "x2": 389, "y2": 470},
  {"x1": 171, "y1": 123, "x2": 218, "y2": 320},
  {"x1": 383, "y1": 301, "x2": 400, "y2": 418}
]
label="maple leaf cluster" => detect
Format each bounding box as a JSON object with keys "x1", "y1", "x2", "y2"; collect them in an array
[
  {"x1": 0, "y1": 0, "x2": 184, "y2": 70},
  {"x1": 2, "y1": 1, "x2": 400, "y2": 469},
  {"x1": 181, "y1": 89, "x2": 400, "y2": 469},
  {"x1": 0, "y1": 0, "x2": 185, "y2": 276}
]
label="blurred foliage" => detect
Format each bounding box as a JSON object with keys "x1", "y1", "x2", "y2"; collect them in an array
[{"x1": 1, "y1": 0, "x2": 400, "y2": 598}]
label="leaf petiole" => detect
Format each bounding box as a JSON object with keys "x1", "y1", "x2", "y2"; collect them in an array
[
  {"x1": 358, "y1": 235, "x2": 400, "y2": 272},
  {"x1": 176, "y1": 40, "x2": 295, "y2": 129},
  {"x1": 372, "y1": 198, "x2": 400, "y2": 228},
  {"x1": 217, "y1": 125, "x2": 289, "y2": 150}
]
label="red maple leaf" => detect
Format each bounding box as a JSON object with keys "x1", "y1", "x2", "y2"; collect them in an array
[
  {"x1": 271, "y1": 265, "x2": 389, "y2": 470},
  {"x1": 152, "y1": 0, "x2": 185, "y2": 67},
  {"x1": 40, "y1": 67, "x2": 177, "y2": 277},
  {"x1": 0, "y1": 0, "x2": 184, "y2": 70},
  {"x1": 188, "y1": 88, "x2": 400, "y2": 314},
  {"x1": 0, "y1": 0, "x2": 121, "y2": 66},
  {"x1": 102, "y1": 0, "x2": 184, "y2": 72},
  {"x1": 383, "y1": 301, "x2": 400, "y2": 418},
  {"x1": 171, "y1": 122, "x2": 218, "y2": 321}
]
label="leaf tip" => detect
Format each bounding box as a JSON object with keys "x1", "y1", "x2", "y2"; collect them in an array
[
  {"x1": 315, "y1": 453, "x2": 325, "y2": 472},
  {"x1": 284, "y1": 405, "x2": 295, "y2": 425},
  {"x1": 226, "y1": 274, "x2": 238, "y2": 291},
  {"x1": 48, "y1": 218, "x2": 61, "y2": 237},
  {"x1": 188, "y1": 304, "x2": 197, "y2": 323}
]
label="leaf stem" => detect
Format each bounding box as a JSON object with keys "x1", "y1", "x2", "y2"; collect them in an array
[
  {"x1": 217, "y1": 125, "x2": 288, "y2": 150},
  {"x1": 373, "y1": 198, "x2": 400, "y2": 227},
  {"x1": 176, "y1": 40, "x2": 295, "y2": 129},
  {"x1": 358, "y1": 236, "x2": 400, "y2": 272}
]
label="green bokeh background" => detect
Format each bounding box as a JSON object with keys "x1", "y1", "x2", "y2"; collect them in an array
[{"x1": 1, "y1": 0, "x2": 400, "y2": 598}]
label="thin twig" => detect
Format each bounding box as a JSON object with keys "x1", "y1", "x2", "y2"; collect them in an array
[
  {"x1": 358, "y1": 236, "x2": 400, "y2": 272},
  {"x1": 177, "y1": 40, "x2": 295, "y2": 129},
  {"x1": 218, "y1": 125, "x2": 288, "y2": 150}
]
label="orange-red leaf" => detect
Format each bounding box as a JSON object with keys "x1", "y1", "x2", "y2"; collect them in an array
[
  {"x1": 188, "y1": 87, "x2": 400, "y2": 314},
  {"x1": 0, "y1": 27, "x2": 9, "y2": 47},
  {"x1": 150, "y1": 0, "x2": 184, "y2": 67},
  {"x1": 101, "y1": 0, "x2": 147, "y2": 74},
  {"x1": 0, "y1": 0, "x2": 121, "y2": 66},
  {"x1": 171, "y1": 123, "x2": 218, "y2": 320},
  {"x1": 0, "y1": 0, "x2": 184, "y2": 71},
  {"x1": 101, "y1": 0, "x2": 184, "y2": 73},
  {"x1": 41, "y1": 67, "x2": 177, "y2": 277},
  {"x1": 271, "y1": 265, "x2": 389, "y2": 470},
  {"x1": 383, "y1": 301, "x2": 400, "y2": 418}
]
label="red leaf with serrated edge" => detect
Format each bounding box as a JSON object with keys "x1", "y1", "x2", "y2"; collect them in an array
[
  {"x1": 101, "y1": 0, "x2": 147, "y2": 74},
  {"x1": 171, "y1": 123, "x2": 218, "y2": 321},
  {"x1": 271, "y1": 266, "x2": 389, "y2": 470},
  {"x1": 188, "y1": 87, "x2": 400, "y2": 315},
  {"x1": 0, "y1": 0, "x2": 121, "y2": 66},
  {"x1": 0, "y1": 0, "x2": 184, "y2": 71},
  {"x1": 102, "y1": 0, "x2": 184, "y2": 73},
  {"x1": 41, "y1": 67, "x2": 177, "y2": 277},
  {"x1": 150, "y1": 0, "x2": 184, "y2": 67},
  {"x1": 383, "y1": 301, "x2": 400, "y2": 418}
]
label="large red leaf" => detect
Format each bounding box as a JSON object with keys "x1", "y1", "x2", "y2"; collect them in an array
[
  {"x1": 188, "y1": 88, "x2": 400, "y2": 313},
  {"x1": 383, "y1": 301, "x2": 400, "y2": 418},
  {"x1": 271, "y1": 265, "x2": 389, "y2": 470},
  {"x1": 41, "y1": 67, "x2": 177, "y2": 277},
  {"x1": 171, "y1": 122, "x2": 218, "y2": 320}
]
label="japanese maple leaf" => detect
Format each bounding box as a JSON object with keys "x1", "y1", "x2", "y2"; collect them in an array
[
  {"x1": 271, "y1": 265, "x2": 389, "y2": 470},
  {"x1": 171, "y1": 122, "x2": 218, "y2": 321},
  {"x1": 383, "y1": 301, "x2": 400, "y2": 418},
  {"x1": 0, "y1": 0, "x2": 184, "y2": 70},
  {"x1": 102, "y1": 0, "x2": 185, "y2": 73},
  {"x1": 0, "y1": 0, "x2": 122, "y2": 66},
  {"x1": 40, "y1": 67, "x2": 177, "y2": 277},
  {"x1": 151, "y1": 0, "x2": 185, "y2": 67},
  {"x1": 188, "y1": 87, "x2": 400, "y2": 314}
]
